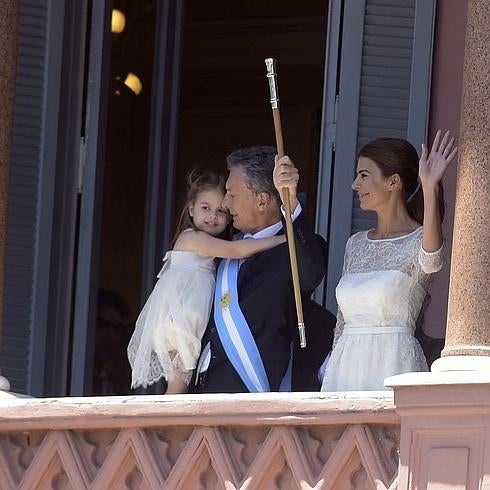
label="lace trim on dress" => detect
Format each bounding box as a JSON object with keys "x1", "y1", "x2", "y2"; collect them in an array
[
  {"x1": 127, "y1": 328, "x2": 194, "y2": 389},
  {"x1": 332, "y1": 227, "x2": 444, "y2": 348},
  {"x1": 419, "y1": 244, "x2": 444, "y2": 274}
]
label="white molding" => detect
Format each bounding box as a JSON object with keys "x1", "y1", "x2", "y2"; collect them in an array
[
  {"x1": 431, "y1": 355, "x2": 490, "y2": 372},
  {"x1": 386, "y1": 370, "x2": 490, "y2": 388}
]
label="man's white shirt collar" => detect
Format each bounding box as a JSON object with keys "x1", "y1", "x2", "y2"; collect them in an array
[
  {"x1": 243, "y1": 221, "x2": 282, "y2": 240},
  {"x1": 242, "y1": 202, "x2": 302, "y2": 239}
]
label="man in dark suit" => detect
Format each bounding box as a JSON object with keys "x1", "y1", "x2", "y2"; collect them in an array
[{"x1": 189, "y1": 146, "x2": 331, "y2": 393}]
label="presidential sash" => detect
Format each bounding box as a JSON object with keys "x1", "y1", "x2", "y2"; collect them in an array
[{"x1": 213, "y1": 258, "x2": 271, "y2": 392}]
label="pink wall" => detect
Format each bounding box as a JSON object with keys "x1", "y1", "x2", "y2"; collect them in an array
[{"x1": 424, "y1": 0, "x2": 468, "y2": 338}]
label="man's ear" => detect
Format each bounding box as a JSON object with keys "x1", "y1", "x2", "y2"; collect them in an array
[{"x1": 257, "y1": 192, "x2": 271, "y2": 208}]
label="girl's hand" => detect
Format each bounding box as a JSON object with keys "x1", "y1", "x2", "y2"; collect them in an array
[
  {"x1": 419, "y1": 129, "x2": 458, "y2": 189},
  {"x1": 274, "y1": 235, "x2": 287, "y2": 246}
]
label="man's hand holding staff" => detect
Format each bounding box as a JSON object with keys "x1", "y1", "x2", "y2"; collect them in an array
[
  {"x1": 265, "y1": 58, "x2": 306, "y2": 348},
  {"x1": 274, "y1": 155, "x2": 299, "y2": 212}
]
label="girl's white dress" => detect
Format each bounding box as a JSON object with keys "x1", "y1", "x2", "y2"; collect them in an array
[
  {"x1": 321, "y1": 227, "x2": 443, "y2": 391},
  {"x1": 127, "y1": 249, "x2": 216, "y2": 388}
]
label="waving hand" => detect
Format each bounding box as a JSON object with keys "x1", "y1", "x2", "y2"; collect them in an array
[{"x1": 419, "y1": 129, "x2": 458, "y2": 189}]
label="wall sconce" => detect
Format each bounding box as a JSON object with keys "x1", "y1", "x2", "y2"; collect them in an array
[
  {"x1": 124, "y1": 72, "x2": 143, "y2": 95},
  {"x1": 111, "y1": 9, "x2": 126, "y2": 34}
]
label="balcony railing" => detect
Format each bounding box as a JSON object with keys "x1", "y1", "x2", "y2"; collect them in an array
[{"x1": 0, "y1": 391, "x2": 398, "y2": 489}]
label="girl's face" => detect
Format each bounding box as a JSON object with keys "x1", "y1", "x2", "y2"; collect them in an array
[
  {"x1": 189, "y1": 188, "x2": 229, "y2": 236},
  {"x1": 351, "y1": 156, "x2": 395, "y2": 211}
]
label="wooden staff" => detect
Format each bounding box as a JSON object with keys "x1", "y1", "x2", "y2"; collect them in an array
[{"x1": 265, "y1": 58, "x2": 306, "y2": 348}]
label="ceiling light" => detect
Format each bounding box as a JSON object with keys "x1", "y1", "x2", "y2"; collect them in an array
[
  {"x1": 111, "y1": 9, "x2": 126, "y2": 34},
  {"x1": 124, "y1": 72, "x2": 142, "y2": 95}
]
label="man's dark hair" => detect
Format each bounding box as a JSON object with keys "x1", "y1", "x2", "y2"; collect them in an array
[{"x1": 226, "y1": 146, "x2": 281, "y2": 208}]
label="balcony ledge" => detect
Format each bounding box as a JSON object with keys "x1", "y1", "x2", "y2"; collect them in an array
[{"x1": 0, "y1": 391, "x2": 397, "y2": 431}]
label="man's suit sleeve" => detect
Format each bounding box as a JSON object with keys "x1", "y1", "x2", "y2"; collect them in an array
[
  {"x1": 287, "y1": 211, "x2": 327, "y2": 291},
  {"x1": 292, "y1": 298, "x2": 336, "y2": 391}
]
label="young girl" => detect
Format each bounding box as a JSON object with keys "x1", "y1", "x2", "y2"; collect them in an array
[
  {"x1": 127, "y1": 170, "x2": 285, "y2": 393},
  {"x1": 321, "y1": 130, "x2": 457, "y2": 391}
]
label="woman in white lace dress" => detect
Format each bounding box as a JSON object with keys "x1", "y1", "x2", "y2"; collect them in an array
[{"x1": 322, "y1": 130, "x2": 458, "y2": 391}]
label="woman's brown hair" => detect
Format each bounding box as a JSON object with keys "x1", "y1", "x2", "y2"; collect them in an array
[{"x1": 358, "y1": 138, "x2": 445, "y2": 224}]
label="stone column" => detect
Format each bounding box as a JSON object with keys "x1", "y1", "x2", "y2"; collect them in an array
[
  {"x1": 387, "y1": 2, "x2": 490, "y2": 488},
  {"x1": 431, "y1": 0, "x2": 490, "y2": 372},
  {"x1": 0, "y1": 0, "x2": 20, "y2": 392}
]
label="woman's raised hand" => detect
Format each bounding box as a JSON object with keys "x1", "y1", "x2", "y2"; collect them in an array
[{"x1": 419, "y1": 129, "x2": 458, "y2": 188}]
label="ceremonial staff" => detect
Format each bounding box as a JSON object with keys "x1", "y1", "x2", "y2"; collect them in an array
[{"x1": 265, "y1": 58, "x2": 306, "y2": 348}]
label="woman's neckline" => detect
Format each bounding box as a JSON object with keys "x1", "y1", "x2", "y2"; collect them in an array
[{"x1": 366, "y1": 226, "x2": 422, "y2": 242}]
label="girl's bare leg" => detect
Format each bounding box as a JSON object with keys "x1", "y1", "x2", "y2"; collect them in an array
[
  {"x1": 164, "y1": 350, "x2": 189, "y2": 394},
  {"x1": 165, "y1": 375, "x2": 188, "y2": 394}
]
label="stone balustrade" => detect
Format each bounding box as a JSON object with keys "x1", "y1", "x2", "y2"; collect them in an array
[{"x1": 0, "y1": 392, "x2": 399, "y2": 489}]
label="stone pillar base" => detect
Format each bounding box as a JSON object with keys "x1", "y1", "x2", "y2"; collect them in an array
[
  {"x1": 0, "y1": 374, "x2": 9, "y2": 391},
  {"x1": 386, "y1": 371, "x2": 490, "y2": 489},
  {"x1": 432, "y1": 355, "x2": 490, "y2": 372},
  {"x1": 0, "y1": 374, "x2": 31, "y2": 398}
]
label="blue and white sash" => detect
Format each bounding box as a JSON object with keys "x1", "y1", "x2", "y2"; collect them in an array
[{"x1": 214, "y1": 258, "x2": 271, "y2": 392}]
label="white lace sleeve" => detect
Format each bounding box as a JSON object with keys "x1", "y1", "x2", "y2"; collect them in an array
[
  {"x1": 332, "y1": 236, "x2": 352, "y2": 348},
  {"x1": 418, "y1": 244, "x2": 443, "y2": 274},
  {"x1": 332, "y1": 308, "x2": 345, "y2": 349}
]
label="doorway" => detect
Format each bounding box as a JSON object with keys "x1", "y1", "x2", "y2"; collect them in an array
[
  {"x1": 91, "y1": 0, "x2": 328, "y2": 395},
  {"x1": 175, "y1": 1, "x2": 328, "y2": 223}
]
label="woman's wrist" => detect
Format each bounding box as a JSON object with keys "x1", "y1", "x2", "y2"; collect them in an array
[{"x1": 422, "y1": 183, "x2": 439, "y2": 200}]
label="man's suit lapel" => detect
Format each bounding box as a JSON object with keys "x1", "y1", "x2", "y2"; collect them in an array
[
  {"x1": 237, "y1": 253, "x2": 259, "y2": 288},
  {"x1": 237, "y1": 227, "x2": 285, "y2": 288}
]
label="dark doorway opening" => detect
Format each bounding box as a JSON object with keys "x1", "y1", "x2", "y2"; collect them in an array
[
  {"x1": 176, "y1": 1, "x2": 328, "y2": 224},
  {"x1": 92, "y1": 0, "x2": 157, "y2": 395},
  {"x1": 91, "y1": 0, "x2": 328, "y2": 395}
]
